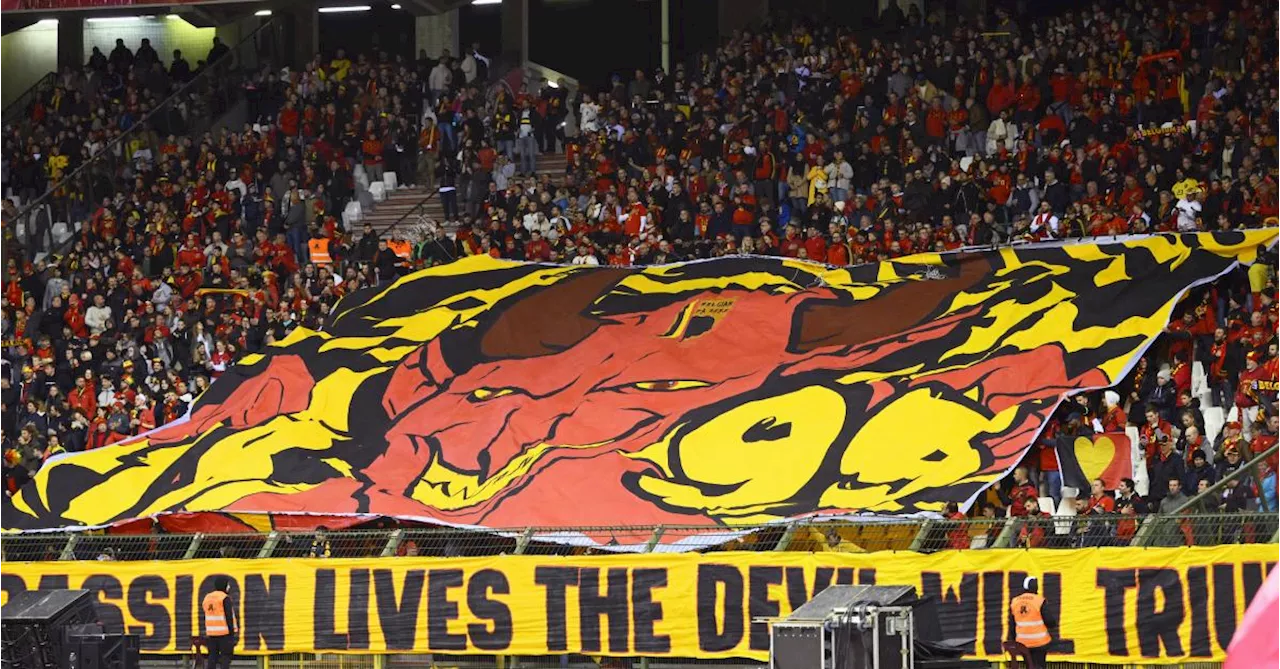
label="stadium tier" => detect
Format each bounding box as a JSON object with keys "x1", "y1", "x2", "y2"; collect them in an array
[{"x1": 1, "y1": 0, "x2": 1277, "y2": 667}]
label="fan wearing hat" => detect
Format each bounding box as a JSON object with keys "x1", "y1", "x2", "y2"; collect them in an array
[
  {"x1": 1100, "y1": 391, "x2": 1127, "y2": 432},
  {"x1": 1236, "y1": 351, "x2": 1267, "y2": 441},
  {"x1": 1250, "y1": 411, "x2": 1280, "y2": 470},
  {"x1": 1214, "y1": 421, "x2": 1246, "y2": 462}
]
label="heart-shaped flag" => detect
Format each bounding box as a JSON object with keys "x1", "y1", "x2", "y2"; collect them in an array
[{"x1": 1075, "y1": 435, "x2": 1120, "y2": 485}]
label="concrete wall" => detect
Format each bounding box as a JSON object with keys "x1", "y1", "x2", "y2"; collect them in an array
[
  {"x1": 1, "y1": 20, "x2": 58, "y2": 107},
  {"x1": 416, "y1": 10, "x2": 459, "y2": 61},
  {"x1": 82, "y1": 16, "x2": 219, "y2": 67},
  {"x1": 1, "y1": 15, "x2": 219, "y2": 107},
  {"x1": 718, "y1": 0, "x2": 768, "y2": 36}
]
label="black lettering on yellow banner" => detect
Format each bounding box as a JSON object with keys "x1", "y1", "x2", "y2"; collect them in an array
[
  {"x1": 426, "y1": 569, "x2": 465, "y2": 651},
  {"x1": 632, "y1": 569, "x2": 670, "y2": 653},
  {"x1": 372, "y1": 569, "x2": 422, "y2": 651},
  {"x1": 244, "y1": 575, "x2": 286, "y2": 651},
  {"x1": 127, "y1": 575, "x2": 169, "y2": 649},
  {"x1": 696, "y1": 564, "x2": 742, "y2": 653},
  {"x1": 921, "y1": 572, "x2": 978, "y2": 654},
  {"x1": 466, "y1": 569, "x2": 512, "y2": 650},
  {"x1": 0, "y1": 549, "x2": 1271, "y2": 662}
]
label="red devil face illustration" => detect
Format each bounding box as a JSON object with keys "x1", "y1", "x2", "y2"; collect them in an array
[{"x1": 8, "y1": 231, "x2": 1270, "y2": 539}]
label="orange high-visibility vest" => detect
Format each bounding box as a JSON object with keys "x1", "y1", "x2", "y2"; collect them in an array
[
  {"x1": 308, "y1": 238, "x2": 332, "y2": 265},
  {"x1": 202, "y1": 590, "x2": 230, "y2": 637},
  {"x1": 388, "y1": 240, "x2": 412, "y2": 260},
  {"x1": 1010, "y1": 592, "x2": 1050, "y2": 648}
]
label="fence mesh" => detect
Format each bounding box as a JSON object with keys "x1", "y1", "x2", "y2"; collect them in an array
[
  {"x1": 5, "y1": 512, "x2": 1272, "y2": 564},
  {"x1": 131, "y1": 654, "x2": 1224, "y2": 668}
]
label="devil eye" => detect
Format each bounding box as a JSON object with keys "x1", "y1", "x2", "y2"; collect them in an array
[
  {"x1": 468, "y1": 387, "x2": 515, "y2": 402},
  {"x1": 631, "y1": 380, "x2": 712, "y2": 391}
]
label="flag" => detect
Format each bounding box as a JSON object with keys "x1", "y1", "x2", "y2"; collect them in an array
[
  {"x1": 4, "y1": 231, "x2": 1274, "y2": 549},
  {"x1": 1057, "y1": 432, "x2": 1134, "y2": 491},
  {"x1": 1225, "y1": 569, "x2": 1279, "y2": 669}
]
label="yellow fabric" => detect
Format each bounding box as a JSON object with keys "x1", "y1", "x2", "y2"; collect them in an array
[{"x1": 1, "y1": 545, "x2": 1270, "y2": 663}]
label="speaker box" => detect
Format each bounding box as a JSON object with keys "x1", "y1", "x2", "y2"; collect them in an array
[
  {"x1": 2, "y1": 590, "x2": 98, "y2": 669},
  {"x1": 63, "y1": 633, "x2": 140, "y2": 669}
]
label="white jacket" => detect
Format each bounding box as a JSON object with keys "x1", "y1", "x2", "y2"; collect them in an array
[
  {"x1": 428, "y1": 64, "x2": 451, "y2": 92},
  {"x1": 985, "y1": 118, "x2": 1018, "y2": 155},
  {"x1": 85, "y1": 305, "x2": 112, "y2": 334}
]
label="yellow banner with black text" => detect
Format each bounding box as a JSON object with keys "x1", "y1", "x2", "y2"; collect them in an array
[{"x1": 1, "y1": 547, "x2": 1273, "y2": 664}]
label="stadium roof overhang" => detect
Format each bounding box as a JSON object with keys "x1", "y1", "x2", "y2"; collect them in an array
[{"x1": 2, "y1": 0, "x2": 474, "y2": 21}]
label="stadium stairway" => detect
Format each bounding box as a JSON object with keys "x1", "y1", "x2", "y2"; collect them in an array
[{"x1": 353, "y1": 152, "x2": 568, "y2": 238}]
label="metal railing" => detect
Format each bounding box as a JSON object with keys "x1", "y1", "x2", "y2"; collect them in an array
[
  {"x1": 2, "y1": 70, "x2": 57, "y2": 126},
  {"x1": 5, "y1": 512, "x2": 1274, "y2": 563},
  {"x1": 377, "y1": 187, "x2": 440, "y2": 241},
  {"x1": 8, "y1": 18, "x2": 281, "y2": 261}
]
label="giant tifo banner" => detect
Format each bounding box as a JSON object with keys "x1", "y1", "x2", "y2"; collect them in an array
[
  {"x1": 3, "y1": 232, "x2": 1276, "y2": 548},
  {"x1": 1, "y1": 548, "x2": 1274, "y2": 663}
]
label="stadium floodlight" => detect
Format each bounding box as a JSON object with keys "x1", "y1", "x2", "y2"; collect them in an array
[
  {"x1": 391, "y1": 3, "x2": 402, "y2": 8},
  {"x1": 87, "y1": 16, "x2": 146, "y2": 22},
  {"x1": 318, "y1": 5, "x2": 371, "y2": 12},
  {"x1": 35, "y1": 18, "x2": 57, "y2": 25},
  {"x1": 255, "y1": 9, "x2": 272, "y2": 15},
  {"x1": 472, "y1": 0, "x2": 502, "y2": 5}
]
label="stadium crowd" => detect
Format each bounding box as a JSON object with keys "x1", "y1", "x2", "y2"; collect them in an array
[{"x1": 1, "y1": 0, "x2": 1277, "y2": 541}]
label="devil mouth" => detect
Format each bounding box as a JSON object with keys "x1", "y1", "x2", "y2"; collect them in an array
[{"x1": 402, "y1": 410, "x2": 666, "y2": 510}]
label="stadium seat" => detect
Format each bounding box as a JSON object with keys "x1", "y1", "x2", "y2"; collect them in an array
[
  {"x1": 353, "y1": 164, "x2": 369, "y2": 190},
  {"x1": 383, "y1": 171, "x2": 398, "y2": 190},
  {"x1": 1191, "y1": 361, "x2": 1209, "y2": 403},
  {"x1": 51, "y1": 222, "x2": 70, "y2": 245},
  {"x1": 343, "y1": 201, "x2": 363, "y2": 228},
  {"x1": 1203, "y1": 407, "x2": 1225, "y2": 459},
  {"x1": 1037, "y1": 496, "x2": 1058, "y2": 516},
  {"x1": 369, "y1": 182, "x2": 387, "y2": 202},
  {"x1": 1053, "y1": 498, "x2": 1077, "y2": 534},
  {"x1": 1126, "y1": 426, "x2": 1149, "y2": 496}
]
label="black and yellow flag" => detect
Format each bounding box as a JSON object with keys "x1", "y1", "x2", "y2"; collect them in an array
[{"x1": 5, "y1": 232, "x2": 1275, "y2": 547}]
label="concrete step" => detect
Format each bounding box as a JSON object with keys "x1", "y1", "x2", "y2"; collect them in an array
[{"x1": 361, "y1": 152, "x2": 571, "y2": 238}]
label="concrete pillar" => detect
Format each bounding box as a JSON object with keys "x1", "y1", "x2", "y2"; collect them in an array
[
  {"x1": 56, "y1": 15, "x2": 84, "y2": 72},
  {"x1": 718, "y1": 0, "x2": 767, "y2": 36},
  {"x1": 500, "y1": 0, "x2": 527, "y2": 67},
  {"x1": 415, "y1": 10, "x2": 458, "y2": 60},
  {"x1": 286, "y1": 9, "x2": 317, "y2": 69}
]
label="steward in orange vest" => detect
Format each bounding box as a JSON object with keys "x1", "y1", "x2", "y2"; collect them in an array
[
  {"x1": 1008, "y1": 576, "x2": 1055, "y2": 667},
  {"x1": 308, "y1": 237, "x2": 334, "y2": 265},
  {"x1": 202, "y1": 576, "x2": 238, "y2": 669}
]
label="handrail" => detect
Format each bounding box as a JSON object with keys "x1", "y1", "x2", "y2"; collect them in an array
[
  {"x1": 377, "y1": 187, "x2": 440, "y2": 241},
  {"x1": 2, "y1": 70, "x2": 57, "y2": 125},
  {"x1": 10, "y1": 18, "x2": 278, "y2": 228}
]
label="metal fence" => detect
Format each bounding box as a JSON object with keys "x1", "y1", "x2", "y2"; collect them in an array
[
  {"x1": 128, "y1": 652, "x2": 1224, "y2": 669},
  {"x1": 5, "y1": 513, "x2": 1274, "y2": 563}
]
